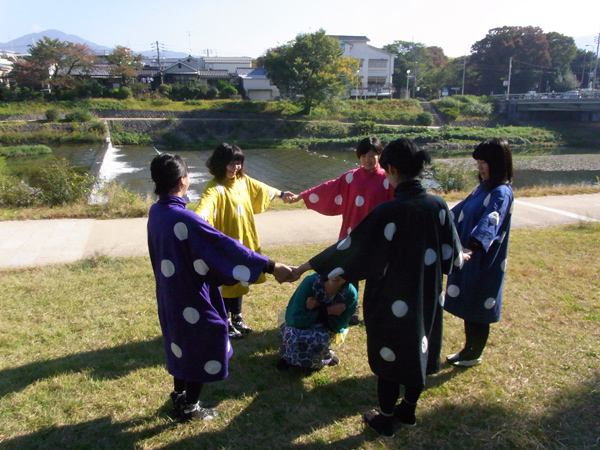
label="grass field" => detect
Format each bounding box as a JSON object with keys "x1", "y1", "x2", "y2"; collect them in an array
[{"x1": 0, "y1": 223, "x2": 599, "y2": 449}]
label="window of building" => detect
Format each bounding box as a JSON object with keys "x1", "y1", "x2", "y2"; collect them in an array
[
  {"x1": 368, "y1": 77, "x2": 387, "y2": 87},
  {"x1": 368, "y1": 59, "x2": 387, "y2": 68}
]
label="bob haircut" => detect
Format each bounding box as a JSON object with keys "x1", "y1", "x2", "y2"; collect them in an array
[
  {"x1": 379, "y1": 138, "x2": 431, "y2": 179},
  {"x1": 355, "y1": 136, "x2": 384, "y2": 158},
  {"x1": 206, "y1": 143, "x2": 245, "y2": 180},
  {"x1": 472, "y1": 138, "x2": 513, "y2": 189},
  {"x1": 150, "y1": 153, "x2": 188, "y2": 196}
]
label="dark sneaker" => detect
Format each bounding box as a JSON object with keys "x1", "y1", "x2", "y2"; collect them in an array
[
  {"x1": 348, "y1": 314, "x2": 360, "y2": 326},
  {"x1": 231, "y1": 314, "x2": 253, "y2": 333},
  {"x1": 181, "y1": 401, "x2": 218, "y2": 422},
  {"x1": 327, "y1": 355, "x2": 340, "y2": 366},
  {"x1": 363, "y1": 411, "x2": 394, "y2": 438},
  {"x1": 393, "y1": 401, "x2": 417, "y2": 426},
  {"x1": 228, "y1": 320, "x2": 244, "y2": 340}
]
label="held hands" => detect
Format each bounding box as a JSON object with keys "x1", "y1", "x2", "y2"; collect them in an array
[
  {"x1": 282, "y1": 192, "x2": 301, "y2": 204},
  {"x1": 305, "y1": 297, "x2": 319, "y2": 310},
  {"x1": 327, "y1": 303, "x2": 346, "y2": 316},
  {"x1": 272, "y1": 263, "x2": 295, "y2": 283}
]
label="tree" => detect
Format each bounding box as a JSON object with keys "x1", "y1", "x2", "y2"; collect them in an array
[
  {"x1": 570, "y1": 48, "x2": 596, "y2": 88},
  {"x1": 470, "y1": 26, "x2": 551, "y2": 95},
  {"x1": 9, "y1": 36, "x2": 96, "y2": 94},
  {"x1": 553, "y1": 67, "x2": 580, "y2": 91},
  {"x1": 546, "y1": 32, "x2": 578, "y2": 70},
  {"x1": 263, "y1": 29, "x2": 359, "y2": 114},
  {"x1": 106, "y1": 46, "x2": 143, "y2": 86}
]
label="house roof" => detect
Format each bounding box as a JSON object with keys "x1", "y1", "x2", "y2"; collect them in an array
[
  {"x1": 236, "y1": 67, "x2": 268, "y2": 78},
  {"x1": 204, "y1": 57, "x2": 252, "y2": 64},
  {"x1": 198, "y1": 70, "x2": 231, "y2": 79},
  {"x1": 330, "y1": 35, "x2": 370, "y2": 43}
]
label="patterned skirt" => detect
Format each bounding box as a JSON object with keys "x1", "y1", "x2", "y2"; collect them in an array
[{"x1": 279, "y1": 323, "x2": 333, "y2": 369}]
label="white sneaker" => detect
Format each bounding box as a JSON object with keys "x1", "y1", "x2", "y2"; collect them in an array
[{"x1": 451, "y1": 357, "x2": 482, "y2": 367}]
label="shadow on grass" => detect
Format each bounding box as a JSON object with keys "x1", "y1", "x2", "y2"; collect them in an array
[{"x1": 0, "y1": 336, "x2": 165, "y2": 398}]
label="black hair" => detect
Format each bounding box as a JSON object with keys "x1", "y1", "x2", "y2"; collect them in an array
[
  {"x1": 150, "y1": 153, "x2": 188, "y2": 196},
  {"x1": 355, "y1": 136, "x2": 384, "y2": 158},
  {"x1": 472, "y1": 138, "x2": 513, "y2": 189},
  {"x1": 379, "y1": 138, "x2": 431, "y2": 178},
  {"x1": 206, "y1": 143, "x2": 245, "y2": 181}
]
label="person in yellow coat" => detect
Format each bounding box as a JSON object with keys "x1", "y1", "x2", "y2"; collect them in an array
[{"x1": 196, "y1": 143, "x2": 291, "y2": 339}]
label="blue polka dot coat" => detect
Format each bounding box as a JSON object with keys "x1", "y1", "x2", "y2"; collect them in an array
[
  {"x1": 444, "y1": 181, "x2": 514, "y2": 324},
  {"x1": 309, "y1": 180, "x2": 464, "y2": 387},
  {"x1": 148, "y1": 195, "x2": 269, "y2": 383}
]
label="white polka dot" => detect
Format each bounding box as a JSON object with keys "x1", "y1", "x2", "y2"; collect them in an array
[
  {"x1": 236, "y1": 204, "x2": 244, "y2": 216},
  {"x1": 439, "y1": 292, "x2": 445, "y2": 306},
  {"x1": 447, "y1": 284, "x2": 460, "y2": 297},
  {"x1": 384, "y1": 222, "x2": 396, "y2": 241},
  {"x1": 488, "y1": 211, "x2": 499, "y2": 225},
  {"x1": 450, "y1": 210, "x2": 455, "y2": 221},
  {"x1": 424, "y1": 248, "x2": 437, "y2": 266},
  {"x1": 501, "y1": 258, "x2": 507, "y2": 272},
  {"x1": 161, "y1": 259, "x2": 175, "y2": 277},
  {"x1": 500, "y1": 231, "x2": 507, "y2": 244},
  {"x1": 355, "y1": 196, "x2": 365, "y2": 207},
  {"x1": 337, "y1": 236, "x2": 351, "y2": 250},
  {"x1": 421, "y1": 336, "x2": 428, "y2": 353},
  {"x1": 442, "y1": 244, "x2": 453, "y2": 260},
  {"x1": 268, "y1": 188, "x2": 276, "y2": 200},
  {"x1": 380, "y1": 347, "x2": 396, "y2": 362},
  {"x1": 383, "y1": 178, "x2": 390, "y2": 189},
  {"x1": 241, "y1": 281, "x2": 249, "y2": 287},
  {"x1": 347, "y1": 227, "x2": 352, "y2": 235},
  {"x1": 204, "y1": 360, "x2": 222, "y2": 375},
  {"x1": 309, "y1": 193, "x2": 319, "y2": 203},
  {"x1": 227, "y1": 340, "x2": 232, "y2": 353},
  {"x1": 171, "y1": 343, "x2": 182, "y2": 358},
  {"x1": 233, "y1": 265, "x2": 251, "y2": 282},
  {"x1": 454, "y1": 251, "x2": 464, "y2": 267},
  {"x1": 391, "y1": 300, "x2": 409, "y2": 317},
  {"x1": 199, "y1": 210, "x2": 210, "y2": 221},
  {"x1": 509, "y1": 201, "x2": 514, "y2": 214},
  {"x1": 439, "y1": 209, "x2": 447, "y2": 226},
  {"x1": 484, "y1": 194, "x2": 491, "y2": 207},
  {"x1": 328, "y1": 267, "x2": 345, "y2": 279},
  {"x1": 345, "y1": 172, "x2": 354, "y2": 184},
  {"x1": 484, "y1": 297, "x2": 496, "y2": 309},
  {"x1": 183, "y1": 307, "x2": 200, "y2": 324},
  {"x1": 194, "y1": 259, "x2": 209, "y2": 276},
  {"x1": 217, "y1": 185, "x2": 225, "y2": 195},
  {"x1": 458, "y1": 210, "x2": 464, "y2": 223},
  {"x1": 238, "y1": 238, "x2": 243, "y2": 245},
  {"x1": 174, "y1": 222, "x2": 188, "y2": 240},
  {"x1": 334, "y1": 194, "x2": 343, "y2": 205}
]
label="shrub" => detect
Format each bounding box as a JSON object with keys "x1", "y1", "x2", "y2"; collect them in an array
[
  {"x1": 45, "y1": 108, "x2": 60, "y2": 122},
  {"x1": 416, "y1": 112, "x2": 433, "y2": 126},
  {"x1": 114, "y1": 86, "x2": 133, "y2": 100},
  {"x1": 0, "y1": 157, "x2": 39, "y2": 207},
  {"x1": 86, "y1": 121, "x2": 107, "y2": 134},
  {"x1": 36, "y1": 159, "x2": 95, "y2": 206},
  {"x1": 64, "y1": 108, "x2": 92, "y2": 123},
  {"x1": 352, "y1": 121, "x2": 377, "y2": 136},
  {"x1": 0, "y1": 145, "x2": 52, "y2": 158},
  {"x1": 432, "y1": 163, "x2": 476, "y2": 193}
]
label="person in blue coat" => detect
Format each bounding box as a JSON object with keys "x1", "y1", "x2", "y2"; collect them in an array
[
  {"x1": 444, "y1": 138, "x2": 514, "y2": 367},
  {"x1": 147, "y1": 153, "x2": 292, "y2": 421},
  {"x1": 292, "y1": 139, "x2": 464, "y2": 438}
]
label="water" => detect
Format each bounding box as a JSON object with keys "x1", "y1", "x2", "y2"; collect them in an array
[{"x1": 5, "y1": 144, "x2": 600, "y2": 201}]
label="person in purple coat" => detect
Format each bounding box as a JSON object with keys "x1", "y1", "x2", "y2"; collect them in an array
[{"x1": 147, "y1": 153, "x2": 292, "y2": 422}]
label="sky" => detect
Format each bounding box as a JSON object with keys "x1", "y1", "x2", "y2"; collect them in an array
[{"x1": 1, "y1": 0, "x2": 599, "y2": 58}]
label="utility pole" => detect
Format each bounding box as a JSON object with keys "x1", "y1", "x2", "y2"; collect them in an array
[
  {"x1": 151, "y1": 41, "x2": 164, "y2": 85},
  {"x1": 507, "y1": 56, "x2": 513, "y2": 97},
  {"x1": 592, "y1": 34, "x2": 600, "y2": 91},
  {"x1": 461, "y1": 55, "x2": 466, "y2": 95}
]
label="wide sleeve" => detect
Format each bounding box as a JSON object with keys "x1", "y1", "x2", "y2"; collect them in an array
[
  {"x1": 470, "y1": 186, "x2": 513, "y2": 251},
  {"x1": 327, "y1": 284, "x2": 358, "y2": 332},
  {"x1": 195, "y1": 185, "x2": 218, "y2": 226},
  {"x1": 245, "y1": 175, "x2": 280, "y2": 215},
  {"x1": 308, "y1": 203, "x2": 393, "y2": 282},
  {"x1": 301, "y1": 174, "x2": 346, "y2": 217},
  {"x1": 185, "y1": 213, "x2": 268, "y2": 287},
  {"x1": 438, "y1": 199, "x2": 465, "y2": 275},
  {"x1": 285, "y1": 274, "x2": 319, "y2": 329}
]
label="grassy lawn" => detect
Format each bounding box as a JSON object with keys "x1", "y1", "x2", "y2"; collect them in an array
[{"x1": 0, "y1": 223, "x2": 599, "y2": 449}]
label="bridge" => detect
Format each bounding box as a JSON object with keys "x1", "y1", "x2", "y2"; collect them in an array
[{"x1": 493, "y1": 91, "x2": 600, "y2": 123}]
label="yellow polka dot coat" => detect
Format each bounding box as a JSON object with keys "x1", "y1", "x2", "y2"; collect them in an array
[{"x1": 196, "y1": 175, "x2": 280, "y2": 298}]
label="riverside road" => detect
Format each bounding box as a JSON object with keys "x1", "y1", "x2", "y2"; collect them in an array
[{"x1": 0, "y1": 193, "x2": 599, "y2": 269}]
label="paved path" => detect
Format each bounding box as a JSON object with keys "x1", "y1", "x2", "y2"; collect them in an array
[{"x1": 1, "y1": 193, "x2": 598, "y2": 269}]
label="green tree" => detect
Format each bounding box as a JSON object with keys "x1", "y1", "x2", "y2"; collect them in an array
[
  {"x1": 106, "y1": 46, "x2": 143, "y2": 86},
  {"x1": 263, "y1": 29, "x2": 359, "y2": 114},
  {"x1": 546, "y1": 32, "x2": 578, "y2": 69},
  {"x1": 470, "y1": 26, "x2": 551, "y2": 95},
  {"x1": 9, "y1": 37, "x2": 96, "y2": 94},
  {"x1": 570, "y1": 48, "x2": 596, "y2": 88},
  {"x1": 553, "y1": 67, "x2": 580, "y2": 91}
]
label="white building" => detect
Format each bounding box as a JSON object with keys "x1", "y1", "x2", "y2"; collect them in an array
[
  {"x1": 236, "y1": 67, "x2": 280, "y2": 101},
  {"x1": 330, "y1": 35, "x2": 395, "y2": 99}
]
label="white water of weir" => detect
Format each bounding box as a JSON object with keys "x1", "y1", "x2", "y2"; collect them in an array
[{"x1": 89, "y1": 136, "x2": 143, "y2": 204}]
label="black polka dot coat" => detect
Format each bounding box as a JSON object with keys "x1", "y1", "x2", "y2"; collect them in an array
[{"x1": 309, "y1": 180, "x2": 464, "y2": 386}]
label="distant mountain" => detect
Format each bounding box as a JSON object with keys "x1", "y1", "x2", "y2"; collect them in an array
[{"x1": 0, "y1": 29, "x2": 190, "y2": 59}]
